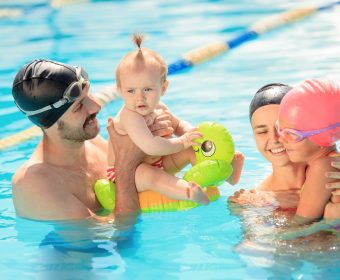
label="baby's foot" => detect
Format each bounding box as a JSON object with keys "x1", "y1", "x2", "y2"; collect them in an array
[
  {"x1": 227, "y1": 151, "x2": 245, "y2": 185},
  {"x1": 187, "y1": 182, "x2": 210, "y2": 205}
]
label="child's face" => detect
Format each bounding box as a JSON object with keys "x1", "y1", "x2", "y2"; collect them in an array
[
  {"x1": 119, "y1": 66, "x2": 168, "y2": 116},
  {"x1": 251, "y1": 105, "x2": 291, "y2": 167},
  {"x1": 277, "y1": 118, "x2": 320, "y2": 163}
]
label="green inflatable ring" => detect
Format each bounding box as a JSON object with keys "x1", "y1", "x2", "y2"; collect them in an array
[{"x1": 95, "y1": 121, "x2": 235, "y2": 212}]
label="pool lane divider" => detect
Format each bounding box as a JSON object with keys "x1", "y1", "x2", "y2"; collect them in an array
[
  {"x1": 168, "y1": 1, "x2": 340, "y2": 74},
  {"x1": 0, "y1": 2, "x2": 339, "y2": 150}
]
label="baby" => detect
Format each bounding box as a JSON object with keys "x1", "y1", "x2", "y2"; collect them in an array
[{"x1": 107, "y1": 34, "x2": 210, "y2": 204}]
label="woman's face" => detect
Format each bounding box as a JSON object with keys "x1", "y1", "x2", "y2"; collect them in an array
[{"x1": 251, "y1": 104, "x2": 291, "y2": 166}]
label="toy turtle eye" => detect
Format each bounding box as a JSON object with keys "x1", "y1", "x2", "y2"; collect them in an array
[{"x1": 201, "y1": 140, "x2": 216, "y2": 157}]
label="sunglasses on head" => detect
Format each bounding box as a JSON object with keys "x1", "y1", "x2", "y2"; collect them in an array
[
  {"x1": 18, "y1": 66, "x2": 89, "y2": 117},
  {"x1": 275, "y1": 120, "x2": 340, "y2": 143}
]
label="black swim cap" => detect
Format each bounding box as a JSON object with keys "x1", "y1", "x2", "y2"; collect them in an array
[
  {"x1": 12, "y1": 59, "x2": 87, "y2": 128},
  {"x1": 249, "y1": 83, "x2": 292, "y2": 120}
]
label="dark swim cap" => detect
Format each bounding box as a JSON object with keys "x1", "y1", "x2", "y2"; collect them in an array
[
  {"x1": 12, "y1": 59, "x2": 87, "y2": 129},
  {"x1": 249, "y1": 83, "x2": 292, "y2": 120}
]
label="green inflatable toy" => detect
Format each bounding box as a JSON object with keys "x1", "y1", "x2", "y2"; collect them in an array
[
  {"x1": 95, "y1": 121, "x2": 235, "y2": 211},
  {"x1": 183, "y1": 121, "x2": 234, "y2": 186},
  {"x1": 94, "y1": 179, "x2": 116, "y2": 211}
]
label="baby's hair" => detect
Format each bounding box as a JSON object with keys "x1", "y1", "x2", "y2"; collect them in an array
[
  {"x1": 132, "y1": 33, "x2": 145, "y2": 64},
  {"x1": 115, "y1": 34, "x2": 168, "y2": 88},
  {"x1": 133, "y1": 33, "x2": 144, "y2": 50}
]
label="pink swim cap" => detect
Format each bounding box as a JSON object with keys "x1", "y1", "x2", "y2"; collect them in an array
[{"x1": 279, "y1": 78, "x2": 340, "y2": 147}]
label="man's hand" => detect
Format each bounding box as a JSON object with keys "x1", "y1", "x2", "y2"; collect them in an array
[{"x1": 148, "y1": 110, "x2": 174, "y2": 138}]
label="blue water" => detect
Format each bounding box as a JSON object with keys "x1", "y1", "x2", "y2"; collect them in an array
[{"x1": 1, "y1": 0, "x2": 340, "y2": 279}]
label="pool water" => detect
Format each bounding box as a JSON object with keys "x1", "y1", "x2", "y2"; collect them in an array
[{"x1": 0, "y1": 0, "x2": 340, "y2": 279}]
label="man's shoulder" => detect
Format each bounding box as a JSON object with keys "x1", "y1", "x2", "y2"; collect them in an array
[
  {"x1": 12, "y1": 161, "x2": 57, "y2": 192},
  {"x1": 12, "y1": 161, "x2": 64, "y2": 218}
]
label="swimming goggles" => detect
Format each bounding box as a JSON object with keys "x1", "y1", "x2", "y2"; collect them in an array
[
  {"x1": 275, "y1": 120, "x2": 340, "y2": 143},
  {"x1": 18, "y1": 66, "x2": 89, "y2": 117}
]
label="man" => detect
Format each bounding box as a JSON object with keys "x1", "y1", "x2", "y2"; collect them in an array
[{"x1": 11, "y1": 59, "x2": 171, "y2": 221}]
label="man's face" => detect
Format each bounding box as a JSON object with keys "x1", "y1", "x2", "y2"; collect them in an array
[{"x1": 57, "y1": 83, "x2": 101, "y2": 142}]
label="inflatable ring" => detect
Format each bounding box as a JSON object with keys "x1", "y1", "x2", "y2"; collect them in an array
[
  {"x1": 95, "y1": 122, "x2": 235, "y2": 212},
  {"x1": 95, "y1": 179, "x2": 220, "y2": 213}
]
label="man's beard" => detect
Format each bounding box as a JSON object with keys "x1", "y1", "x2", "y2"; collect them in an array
[{"x1": 57, "y1": 114, "x2": 99, "y2": 142}]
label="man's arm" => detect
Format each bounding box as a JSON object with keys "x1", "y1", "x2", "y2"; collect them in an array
[{"x1": 107, "y1": 118, "x2": 142, "y2": 217}]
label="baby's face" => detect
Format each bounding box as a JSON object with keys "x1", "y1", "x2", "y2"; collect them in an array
[{"x1": 119, "y1": 66, "x2": 166, "y2": 116}]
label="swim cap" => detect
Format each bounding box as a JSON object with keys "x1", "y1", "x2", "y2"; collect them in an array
[
  {"x1": 12, "y1": 59, "x2": 87, "y2": 128},
  {"x1": 279, "y1": 78, "x2": 340, "y2": 147},
  {"x1": 249, "y1": 83, "x2": 292, "y2": 120}
]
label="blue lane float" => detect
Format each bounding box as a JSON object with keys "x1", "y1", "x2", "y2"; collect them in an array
[{"x1": 168, "y1": 2, "x2": 340, "y2": 75}]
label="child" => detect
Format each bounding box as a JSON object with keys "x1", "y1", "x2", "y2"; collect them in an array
[
  {"x1": 108, "y1": 34, "x2": 211, "y2": 204},
  {"x1": 277, "y1": 78, "x2": 340, "y2": 223}
]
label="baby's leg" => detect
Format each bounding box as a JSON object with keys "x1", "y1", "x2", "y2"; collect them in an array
[
  {"x1": 135, "y1": 164, "x2": 209, "y2": 205},
  {"x1": 162, "y1": 148, "x2": 196, "y2": 174}
]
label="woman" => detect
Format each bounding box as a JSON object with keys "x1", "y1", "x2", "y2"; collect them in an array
[{"x1": 230, "y1": 83, "x2": 340, "y2": 217}]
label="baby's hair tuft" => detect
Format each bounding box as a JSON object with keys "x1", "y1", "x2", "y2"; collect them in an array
[{"x1": 133, "y1": 33, "x2": 145, "y2": 50}]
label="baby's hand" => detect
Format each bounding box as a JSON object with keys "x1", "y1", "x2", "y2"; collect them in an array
[{"x1": 179, "y1": 128, "x2": 203, "y2": 149}]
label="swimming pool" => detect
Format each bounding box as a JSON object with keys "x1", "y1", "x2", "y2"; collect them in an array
[{"x1": 1, "y1": 0, "x2": 339, "y2": 279}]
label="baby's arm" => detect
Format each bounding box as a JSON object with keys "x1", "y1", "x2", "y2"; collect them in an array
[
  {"x1": 295, "y1": 157, "x2": 336, "y2": 222},
  {"x1": 121, "y1": 108, "x2": 201, "y2": 156}
]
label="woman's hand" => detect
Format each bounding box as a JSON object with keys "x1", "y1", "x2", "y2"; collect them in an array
[{"x1": 324, "y1": 157, "x2": 340, "y2": 219}]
